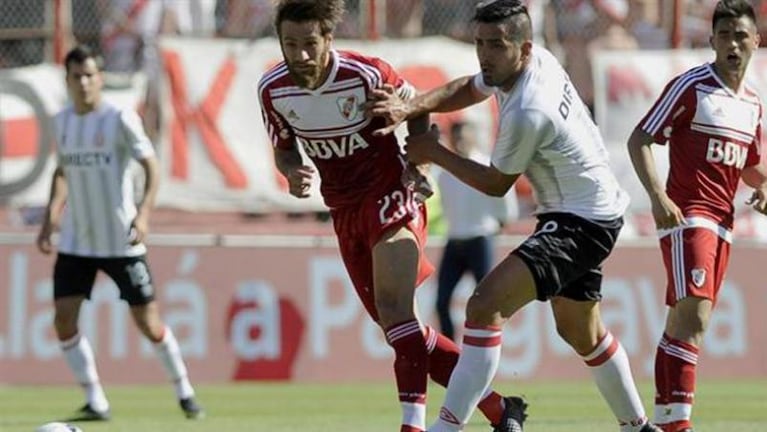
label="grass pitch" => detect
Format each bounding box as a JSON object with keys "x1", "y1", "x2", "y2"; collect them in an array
[{"x1": 1, "y1": 379, "x2": 765, "y2": 431}]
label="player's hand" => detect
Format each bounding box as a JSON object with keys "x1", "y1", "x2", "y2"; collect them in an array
[
  {"x1": 650, "y1": 193, "x2": 685, "y2": 230},
  {"x1": 363, "y1": 84, "x2": 409, "y2": 136},
  {"x1": 130, "y1": 210, "x2": 150, "y2": 245},
  {"x1": 36, "y1": 220, "x2": 56, "y2": 254},
  {"x1": 404, "y1": 124, "x2": 441, "y2": 165},
  {"x1": 746, "y1": 187, "x2": 767, "y2": 215},
  {"x1": 402, "y1": 163, "x2": 433, "y2": 203},
  {"x1": 287, "y1": 166, "x2": 315, "y2": 199}
]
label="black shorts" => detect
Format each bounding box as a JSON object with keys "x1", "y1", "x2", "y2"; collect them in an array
[
  {"x1": 512, "y1": 212, "x2": 623, "y2": 302},
  {"x1": 53, "y1": 253, "x2": 155, "y2": 306}
]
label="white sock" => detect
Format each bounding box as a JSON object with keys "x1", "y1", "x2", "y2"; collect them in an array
[
  {"x1": 153, "y1": 327, "x2": 195, "y2": 399},
  {"x1": 428, "y1": 325, "x2": 503, "y2": 432},
  {"x1": 582, "y1": 331, "x2": 648, "y2": 432},
  {"x1": 61, "y1": 333, "x2": 109, "y2": 412}
]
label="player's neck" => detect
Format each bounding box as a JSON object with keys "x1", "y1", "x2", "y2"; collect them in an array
[
  {"x1": 73, "y1": 97, "x2": 101, "y2": 115},
  {"x1": 499, "y1": 57, "x2": 530, "y2": 92},
  {"x1": 711, "y1": 62, "x2": 746, "y2": 93}
]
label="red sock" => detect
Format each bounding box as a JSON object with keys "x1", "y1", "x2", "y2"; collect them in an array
[
  {"x1": 386, "y1": 320, "x2": 428, "y2": 432},
  {"x1": 657, "y1": 335, "x2": 699, "y2": 432},
  {"x1": 423, "y1": 326, "x2": 504, "y2": 425},
  {"x1": 654, "y1": 334, "x2": 670, "y2": 407}
]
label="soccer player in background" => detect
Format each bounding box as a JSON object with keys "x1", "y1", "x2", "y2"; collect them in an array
[
  {"x1": 435, "y1": 121, "x2": 517, "y2": 342},
  {"x1": 627, "y1": 1, "x2": 767, "y2": 431},
  {"x1": 257, "y1": 1, "x2": 521, "y2": 431},
  {"x1": 36, "y1": 45, "x2": 203, "y2": 421},
  {"x1": 366, "y1": 1, "x2": 661, "y2": 431}
]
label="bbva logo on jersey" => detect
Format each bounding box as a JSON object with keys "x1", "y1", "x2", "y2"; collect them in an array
[
  {"x1": 297, "y1": 132, "x2": 371, "y2": 159},
  {"x1": 337, "y1": 96, "x2": 359, "y2": 121},
  {"x1": 705, "y1": 138, "x2": 748, "y2": 169}
]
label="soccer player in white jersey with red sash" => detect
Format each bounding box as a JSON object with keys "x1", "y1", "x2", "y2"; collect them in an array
[
  {"x1": 627, "y1": 2, "x2": 767, "y2": 431},
  {"x1": 36, "y1": 45, "x2": 203, "y2": 421},
  {"x1": 366, "y1": 1, "x2": 661, "y2": 431},
  {"x1": 257, "y1": 2, "x2": 522, "y2": 432}
]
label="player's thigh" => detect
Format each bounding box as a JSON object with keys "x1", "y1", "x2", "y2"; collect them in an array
[
  {"x1": 514, "y1": 213, "x2": 622, "y2": 301},
  {"x1": 99, "y1": 255, "x2": 156, "y2": 306},
  {"x1": 659, "y1": 227, "x2": 728, "y2": 306},
  {"x1": 53, "y1": 253, "x2": 99, "y2": 301},
  {"x1": 372, "y1": 225, "x2": 420, "y2": 322},
  {"x1": 465, "y1": 253, "x2": 537, "y2": 326}
]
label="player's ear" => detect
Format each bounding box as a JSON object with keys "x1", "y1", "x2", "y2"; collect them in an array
[{"x1": 521, "y1": 40, "x2": 533, "y2": 58}]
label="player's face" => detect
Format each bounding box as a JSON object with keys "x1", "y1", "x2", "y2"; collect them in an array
[
  {"x1": 710, "y1": 16, "x2": 760, "y2": 77},
  {"x1": 65, "y1": 58, "x2": 102, "y2": 111},
  {"x1": 474, "y1": 22, "x2": 530, "y2": 90},
  {"x1": 279, "y1": 20, "x2": 333, "y2": 89}
]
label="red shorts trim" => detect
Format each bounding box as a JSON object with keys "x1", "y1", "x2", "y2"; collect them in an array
[{"x1": 659, "y1": 227, "x2": 730, "y2": 306}]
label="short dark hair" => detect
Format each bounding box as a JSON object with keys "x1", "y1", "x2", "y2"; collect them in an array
[
  {"x1": 472, "y1": 0, "x2": 532, "y2": 42},
  {"x1": 274, "y1": 0, "x2": 346, "y2": 36},
  {"x1": 712, "y1": 0, "x2": 757, "y2": 30},
  {"x1": 63, "y1": 45, "x2": 102, "y2": 73}
]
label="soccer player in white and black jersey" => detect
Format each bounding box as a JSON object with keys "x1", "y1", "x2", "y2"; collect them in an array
[
  {"x1": 366, "y1": 1, "x2": 660, "y2": 431},
  {"x1": 628, "y1": 2, "x2": 767, "y2": 431},
  {"x1": 36, "y1": 45, "x2": 203, "y2": 421},
  {"x1": 258, "y1": 2, "x2": 526, "y2": 432}
]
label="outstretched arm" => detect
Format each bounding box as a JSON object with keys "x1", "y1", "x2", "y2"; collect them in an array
[
  {"x1": 405, "y1": 125, "x2": 518, "y2": 197},
  {"x1": 367, "y1": 76, "x2": 491, "y2": 136}
]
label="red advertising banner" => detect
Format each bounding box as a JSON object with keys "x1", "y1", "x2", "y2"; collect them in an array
[{"x1": 0, "y1": 240, "x2": 764, "y2": 384}]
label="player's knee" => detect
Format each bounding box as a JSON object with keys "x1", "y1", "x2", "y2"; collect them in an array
[
  {"x1": 556, "y1": 325, "x2": 595, "y2": 354},
  {"x1": 53, "y1": 312, "x2": 78, "y2": 340},
  {"x1": 465, "y1": 295, "x2": 503, "y2": 326},
  {"x1": 375, "y1": 291, "x2": 414, "y2": 325},
  {"x1": 671, "y1": 315, "x2": 708, "y2": 343}
]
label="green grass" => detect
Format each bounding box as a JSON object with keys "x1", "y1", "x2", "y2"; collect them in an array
[{"x1": 2, "y1": 380, "x2": 765, "y2": 431}]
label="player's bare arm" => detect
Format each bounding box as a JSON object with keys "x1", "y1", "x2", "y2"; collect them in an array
[
  {"x1": 132, "y1": 156, "x2": 160, "y2": 245},
  {"x1": 274, "y1": 146, "x2": 314, "y2": 199},
  {"x1": 367, "y1": 76, "x2": 489, "y2": 136},
  {"x1": 405, "y1": 124, "x2": 517, "y2": 197},
  {"x1": 627, "y1": 128, "x2": 685, "y2": 229},
  {"x1": 742, "y1": 164, "x2": 767, "y2": 214},
  {"x1": 37, "y1": 166, "x2": 67, "y2": 254}
]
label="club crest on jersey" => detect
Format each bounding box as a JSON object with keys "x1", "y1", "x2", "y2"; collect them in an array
[
  {"x1": 337, "y1": 96, "x2": 359, "y2": 121},
  {"x1": 691, "y1": 268, "x2": 706, "y2": 287}
]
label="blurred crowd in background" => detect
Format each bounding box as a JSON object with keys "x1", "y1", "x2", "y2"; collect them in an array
[
  {"x1": 4, "y1": 0, "x2": 767, "y2": 111},
  {"x1": 1, "y1": 0, "x2": 767, "y2": 231}
]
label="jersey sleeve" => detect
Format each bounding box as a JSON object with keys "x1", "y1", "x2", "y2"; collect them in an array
[
  {"x1": 637, "y1": 74, "x2": 694, "y2": 145},
  {"x1": 491, "y1": 108, "x2": 553, "y2": 175},
  {"x1": 367, "y1": 55, "x2": 416, "y2": 100},
  {"x1": 119, "y1": 109, "x2": 155, "y2": 160},
  {"x1": 257, "y1": 78, "x2": 295, "y2": 150}
]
